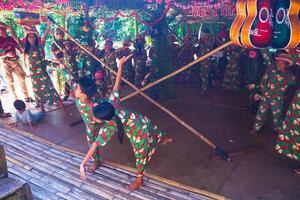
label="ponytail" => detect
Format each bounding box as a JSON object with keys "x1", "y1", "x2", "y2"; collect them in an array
[
  {"x1": 112, "y1": 115, "x2": 124, "y2": 144},
  {"x1": 93, "y1": 101, "x2": 124, "y2": 144}
]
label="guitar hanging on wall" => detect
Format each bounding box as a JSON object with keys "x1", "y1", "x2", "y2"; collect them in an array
[
  {"x1": 272, "y1": 0, "x2": 300, "y2": 49},
  {"x1": 230, "y1": 0, "x2": 248, "y2": 47},
  {"x1": 287, "y1": 0, "x2": 300, "y2": 48},
  {"x1": 272, "y1": 0, "x2": 291, "y2": 49},
  {"x1": 240, "y1": 0, "x2": 273, "y2": 48},
  {"x1": 230, "y1": 0, "x2": 300, "y2": 49}
]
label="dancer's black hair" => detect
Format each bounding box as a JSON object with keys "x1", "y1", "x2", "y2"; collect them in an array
[
  {"x1": 24, "y1": 33, "x2": 39, "y2": 55},
  {"x1": 78, "y1": 76, "x2": 97, "y2": 99},
  {"x1": 93, "y1": 102, "x2": 124, "y2": 144}
]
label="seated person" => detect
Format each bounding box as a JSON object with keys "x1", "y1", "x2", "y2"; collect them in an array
[{"x1": 14, "y1": 100, "x2": 44, "y2": 129}]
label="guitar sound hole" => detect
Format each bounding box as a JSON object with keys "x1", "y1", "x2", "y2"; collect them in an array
[
  {"x1": 259, "y1": 7, "x2": 269, "y2": 23},
  {"x1": 276, "y1": 8, "x2": 285, "y2": 24}
]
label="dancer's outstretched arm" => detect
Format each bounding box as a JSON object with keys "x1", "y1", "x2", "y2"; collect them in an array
[
  {"x1": 113, "y1": 54, "x2": 133, "y2": 91},
  {"x1": 80, "y1": 142, "x2": 98, "y2": 180}
]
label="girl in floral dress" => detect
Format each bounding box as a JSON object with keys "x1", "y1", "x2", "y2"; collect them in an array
[
  {"x1": 79, "y1": 55, "x2": 172, "y2": 190},
  {"x1": 21, "y1": 22, "x2": 65, "y2": 113},
  {"x1": 275, "y1": 87, "x2": 300, "y2": 175}
]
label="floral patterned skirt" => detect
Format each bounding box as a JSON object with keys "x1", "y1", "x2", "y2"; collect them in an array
[
  {"x1": 275, "y1": 90, "x2": 300, "y2": 161},
  {"x1": 30, "y1": 62, "x2": 61, "y2": 105}
]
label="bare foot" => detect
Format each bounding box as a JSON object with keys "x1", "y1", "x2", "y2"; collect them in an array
[
  {"x1": 161, "y1": 136, "x2": 172, "y2": 145},
  {"x1": 128, "y1": 177, "x2": 143, "y2": 191},
  {"x1": 294, "y1": 168, "x2": 300, "y2": 175},
  {"x1": 88, "y1": 160, "x2": 100, "y2": 173}
]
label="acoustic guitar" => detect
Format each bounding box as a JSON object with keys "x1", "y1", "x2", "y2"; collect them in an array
[
  {"x1": 240, "y1": 0, "x2": 273, "y2": 48},
  {"x1": 272, "y1": 0, "x2": 291, "y2": 49},
  {"x1": 230, "y1": 0, "x2": 248, "y2": 47},
  {"x1": 286, "y1": 0, "x2": 300, "y2": 48}
]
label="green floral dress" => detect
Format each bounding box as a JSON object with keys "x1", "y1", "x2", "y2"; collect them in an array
[
  {"x1": 275, "y1": 89, "x2": 300, "y2": 161},
  {"x1": 76, "y1": 98, "x2": 101, "y2": 161},
  {"x1": 28, "y1": 46, "x2": 61, "y2": 105},
  {"x1": 253, "y1": 52, "x2": 295, "y2": 132},
  {"x1": 94, "y1": 89, "x2": 167, "y2": 172}
]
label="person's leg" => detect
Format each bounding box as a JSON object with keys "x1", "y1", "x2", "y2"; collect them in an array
[
  {"x1": 128, "y1": 156, "x2": 144, "y2": 191},
  {"x1": 0, "y1": 71, "x2": 8, "y2": 91},
  {"x1": 270, "y1": 98, "x2": 284, "y2": 131},
  {"x1": 251, "y1": 96, "x2": 269, "y2": 134},
  {"x1": 56, "y1": 69, "x2": 63, "y2": 96},
  {"x1": 0, "y1": 99, "x2": 4, "y2": 114},
  {"x1": 0, "y1": 99, "x2": 11, "y2": 118},
  {"x1": 3, "y1": 60, "x2": 17, "y2": 99},
  {"x1": 63, "y1": 82, "x2": 71, "y2": 101},
  {"x1": 40, "y1": 103, "x2": 46, "y2": 113},
  {"x1": 32, "y1": 111, "x2": 44, "y2": 124},
  {"x1": 200, "y1": 64, "x2": 210, "y2": 94},
  {"x1": 12, "y1": 61, "x2": 30, "y2": 99}
]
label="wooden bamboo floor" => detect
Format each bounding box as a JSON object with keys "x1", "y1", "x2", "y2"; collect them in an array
[{"x1": 0, "y1": 126, "x2": 227, "y2": 200}]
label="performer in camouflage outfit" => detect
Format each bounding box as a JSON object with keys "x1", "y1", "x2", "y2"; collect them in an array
[
  {"x1": 177, "y1": 36, "x2": 195, "y2": 83},
  {"x1": 222, "y1": 46, "x2": 241, "y2": 92},
  {"x1": 99, "y1": 39, "x2": 116, "y2": 89},
  {"x1": 197, "y1": 38, "x2": 213, "y2": 94},
  {"x1": 51, "y1": 28, "x2": 66, "y2": 97},
  {"x1": 116, "y1": 40, "x2": 134, "y2": 84},
  {"x1": 250, "y1": 52, "x2": 295, "y2": 134},
  {"x1": 62, "y1": 40, "x2": 79, "y2": 100},
  {"x1": 133, "y1": 35, "x2": 148, "y2": 87}
]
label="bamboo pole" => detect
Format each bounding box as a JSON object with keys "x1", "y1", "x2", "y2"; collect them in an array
[
  {"x1": 121, "y1": 41, "x2": 233, "y2": 101},
  {"x1": 48, "y1": 17, "x2": 230, "y2": 161}
]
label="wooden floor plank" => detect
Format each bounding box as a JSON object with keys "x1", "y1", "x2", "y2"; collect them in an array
[{"x1": 0, "y1": 127, "x2": 225, "y2": 200}]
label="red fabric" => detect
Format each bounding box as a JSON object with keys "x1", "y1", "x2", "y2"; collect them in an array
[{"x1": 0, "y1": 36, "x2": 20, "y2": 57}]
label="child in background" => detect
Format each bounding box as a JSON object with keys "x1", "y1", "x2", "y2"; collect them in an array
[
  {"x1": 95, "y1": 70, "x2": 109, "y2": 98},
  {"x1": 14, "y1": 100, "x2": 44, "y2": 129}
]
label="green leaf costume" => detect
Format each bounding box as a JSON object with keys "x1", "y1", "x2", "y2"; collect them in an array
[
  {"x1": 76, "y1": 98, "x2": 101, "y2": 161},
  {"x1": 275, "y1": 89, "x2": 300, "y2": 161},
  {"x1": 94, "y1": 89, "x2": 167, "y2": 172},
  {"x1": 28, "y1": 46, "x2": 61, "y2": 105},
  {"x1": 253, "y1": 52, "x2": 295, "y2": 132}
]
